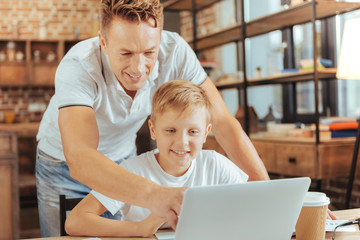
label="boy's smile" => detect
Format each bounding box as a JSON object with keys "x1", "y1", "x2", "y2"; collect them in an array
[{"x1": 149, "y1": 107, "x2": 211, "y2": 177}]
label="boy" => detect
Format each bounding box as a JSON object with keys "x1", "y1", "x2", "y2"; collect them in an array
[{"x1": 65, "y1": 79, "x2": 248, "y2": 237}]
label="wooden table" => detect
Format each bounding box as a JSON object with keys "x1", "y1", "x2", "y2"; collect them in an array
[{"x1": 24, "y1": 209, "x2": 360, "y2": 240}]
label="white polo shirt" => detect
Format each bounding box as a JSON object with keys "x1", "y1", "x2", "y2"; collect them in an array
[
  {"x1": 91, "y1": 149, "x2": 249, "y2": 222},
  {"x1": 37, "y1": 31, "x2": 207, "y2": 162}
]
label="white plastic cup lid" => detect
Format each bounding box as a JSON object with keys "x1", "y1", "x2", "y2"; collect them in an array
[{"x1": 303, "y1": 192, "x2": 330, "y2": 207}]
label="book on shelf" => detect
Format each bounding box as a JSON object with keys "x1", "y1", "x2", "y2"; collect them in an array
[
  {"x1": 312, "y1": 121, "x2": 359, "y2": 131},
  {"x1": 331, "y1": 129, "x2": 358, "y2": 138},
  {"x1": 320, "y1": 116, "x2": 357, "y2": 124},
  {"x1": 317, "y1": 129, "x2": 357, "y2": 140}
]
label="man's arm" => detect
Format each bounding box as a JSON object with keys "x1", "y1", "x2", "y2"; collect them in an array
[
  {"x1": 200, "y1": 78, "x2": 270, "y2": 181},
  {"x1": 59, "y1": 106, "x2": 185, "y2": 228},
  {"x1": 65, "y1": 193, "x2": 166, "y2": 237}
]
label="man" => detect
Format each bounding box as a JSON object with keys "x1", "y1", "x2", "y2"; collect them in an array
[{"x1": 36, "y1": 0, "x2": 269, "y2": 237}]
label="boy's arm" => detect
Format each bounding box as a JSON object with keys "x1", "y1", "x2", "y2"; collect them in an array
[
  {"x1": 59, "y1": 106, "x2": 184, "y2": 229},
  {"x1": 200, "y1": 78, "x2": 270, "y2": 181},
  {"x1": 65, "y1": 193, "x2": 166, "y2": 237}
]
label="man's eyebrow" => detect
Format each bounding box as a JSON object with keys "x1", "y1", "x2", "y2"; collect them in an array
[{"x1": 118, "y1": 46, "x2": 157, "y2": 52}]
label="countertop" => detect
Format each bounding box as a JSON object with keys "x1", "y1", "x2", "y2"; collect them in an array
[{"x1": 0, "y1": 122, "x2": 40, "y2": 137}]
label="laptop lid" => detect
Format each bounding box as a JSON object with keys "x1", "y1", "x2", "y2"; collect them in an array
[{"x1": 157, "y1": 177, "x2": 310, "y2": 240}]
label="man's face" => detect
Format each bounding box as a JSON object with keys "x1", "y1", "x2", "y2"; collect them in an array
[
  {"x1": 149, "y1": 107, "x2": 212, "y2": 177},
  {"x1": 99, "y1": 17, "x2": 161, "y2": 92}
]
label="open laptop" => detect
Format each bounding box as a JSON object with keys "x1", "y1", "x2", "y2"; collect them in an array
[{"x1": 155, "y1": 177, "x2": 310, "y2": 240}]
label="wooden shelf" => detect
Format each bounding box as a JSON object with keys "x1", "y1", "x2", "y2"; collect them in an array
[
  {"x1": 185, "y1": 0, "x2": 360, "y2": 51},
  {"x1": 246, "y1": 0, "x2": 360, "y2": 38},
  {"x1": 0, "y1": 39, "x2": 83, "y2": 86},
  {"x1": 216, "y1": 69, "x2": 337, "y2": 90},
  {"x1": 163, "y1": 0, "x2": 222, "y2": 11},
  {"x1": 188, "y1": 23, "x2": 243, "y2": 50}
]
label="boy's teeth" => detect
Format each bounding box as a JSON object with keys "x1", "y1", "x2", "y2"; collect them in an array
[{"x1": 173, "y1": 150, "x2": 186, "y2": 154}]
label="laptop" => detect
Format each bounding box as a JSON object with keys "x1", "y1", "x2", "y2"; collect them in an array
[{"x1": 155, "y1": 177, "x2": 310, "y2": 240}]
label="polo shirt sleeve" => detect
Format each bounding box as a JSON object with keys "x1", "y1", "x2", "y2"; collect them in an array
[
  {"x1": 173, "y1": 34, "x2": 207, "y2": 86},
  {"x1": 54, "y1": 56, "x2": 98, "y2": 109},
  {"x1": 90, "y1": 190, "x2": 125, "y2": 216}
]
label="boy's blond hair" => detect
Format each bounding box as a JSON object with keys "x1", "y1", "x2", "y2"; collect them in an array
[
  {"x1": 100, "y1": 0, "x2": 163, "y2": 39},
  {"x1": 151, "y1": 79, "x2": 212, "y2": 123}
]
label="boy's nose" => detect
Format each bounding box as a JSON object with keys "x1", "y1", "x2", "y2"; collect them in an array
[{"x1": 175, "y1": 132, "x2": 189, "y2": 145}]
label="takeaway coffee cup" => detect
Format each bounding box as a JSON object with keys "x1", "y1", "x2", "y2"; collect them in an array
[{"x1": 295, "y1": 192, "x2": 330, "y2": 240}]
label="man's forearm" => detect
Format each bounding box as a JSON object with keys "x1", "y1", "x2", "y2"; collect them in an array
[
  {"x1": 67, "y1": 148, "x2": 157, "y2": 208},
  {"x1": 212, "y1": 116, "x2": 269, "y2": 181}
]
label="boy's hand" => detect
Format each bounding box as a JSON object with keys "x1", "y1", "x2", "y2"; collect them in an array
[
  {"x1": 147, "y1": 186, "x2": 187, "y2": 230},
  {"x1": 139, "y1": 212, "x2": 167, "y2": 237}
]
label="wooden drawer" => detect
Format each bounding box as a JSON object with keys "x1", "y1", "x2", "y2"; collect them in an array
[
  {"x1": 252, "y1": 141, "x2": 276, "y2": 172},
  {"x1": 318, "y1": 143, "x2": 355, "y2": 179},
  {"x1": 275, "y1": 143, "x2": 317, "y2": 178}
]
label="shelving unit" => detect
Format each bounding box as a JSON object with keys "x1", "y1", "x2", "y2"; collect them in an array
[
  {"x1": 182, "y1": 0, "x2": 360, "y2": 51},
  {"x1": 0, "y1": 39, "x2": 82, "y2": 86},
  {"x1": 163, "y1": 0, "x2": 360, "y2": 181}
]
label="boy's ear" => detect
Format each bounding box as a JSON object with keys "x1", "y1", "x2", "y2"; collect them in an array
[
  {"x1": 203, "y1": 123, "x2": 212, "y2": 143},
  {"x1": 148, "y1": 119, "x2": 157, "y2": 140}
]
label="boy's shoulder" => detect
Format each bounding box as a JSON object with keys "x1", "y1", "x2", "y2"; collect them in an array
[
  {"x1": 120, "y1": 150, "x2": 157, "y2": 170},
  {"x1": 198, "y1": 149, "x2": 226, "y2": 160}
]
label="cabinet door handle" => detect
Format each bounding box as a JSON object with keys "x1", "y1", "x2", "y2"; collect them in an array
[{"x1": 288, "y1": 157, "x2": 296, "y2": 163}]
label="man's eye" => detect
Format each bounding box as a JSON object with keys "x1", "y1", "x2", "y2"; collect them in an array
[{"x1": 121, "y1": 53, "x2": 131, "y2": 56}]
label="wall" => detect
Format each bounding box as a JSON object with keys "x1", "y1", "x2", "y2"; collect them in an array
[
  {"x1": 0, "y1": 0, "x2": 99, "y2": 40},
  {"x1": 0, "y1": 0, "x2": 100, "y2": 124},
  {"x1": 0, "y1": 87, "x2": 53, "y2": 123}
]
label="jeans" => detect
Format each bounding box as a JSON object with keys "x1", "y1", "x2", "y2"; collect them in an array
[{"x1": 35, "y1": 147, "x2": 134, "y2": 237}]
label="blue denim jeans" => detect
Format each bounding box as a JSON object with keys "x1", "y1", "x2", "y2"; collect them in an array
[{"x1": 35, "y1": 147, "x2": 134, "y2": 237}]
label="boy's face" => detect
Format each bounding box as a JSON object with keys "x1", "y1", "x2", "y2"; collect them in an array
[
  {"x1": 99, "y1": 17, "x2": 161, "y2": 93},
  {"x1": 149, "y1": 107, "x2": 212, "y2": 177}
]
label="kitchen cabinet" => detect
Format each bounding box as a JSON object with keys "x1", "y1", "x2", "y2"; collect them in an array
[
  {"x1": 0, "y1": 39, "x2": 81, "y2": 86},
  {"x1": 0, "y1": 131, "x2": 19, "y2": 240}
]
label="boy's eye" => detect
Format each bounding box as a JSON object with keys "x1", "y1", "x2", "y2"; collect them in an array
[
  {"x1": 166, "y1": 129, "x2": 175, "y2": 133},
  {"x1": 189, "y1": 130, "x2": 199, "y2": 135}
]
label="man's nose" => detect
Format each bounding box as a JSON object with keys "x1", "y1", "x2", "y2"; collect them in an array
[{"x1": 129, "y1": 54, "x2": 146, "y2": 75}]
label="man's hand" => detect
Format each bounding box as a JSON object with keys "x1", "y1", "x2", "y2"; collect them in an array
[{"x1": 147, "y1": 186, "x2": 187, "y2": 230}]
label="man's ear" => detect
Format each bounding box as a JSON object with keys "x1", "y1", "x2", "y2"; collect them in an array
[
  {"x1": 98, "y1": 31, "x2": 108, "y2": 54},
  {"x1": 203, "y1": 123, "x2": 212, "y2": 143},
  {"x1": 148, "y1": 119, "x2": 157, "y2": 140}
]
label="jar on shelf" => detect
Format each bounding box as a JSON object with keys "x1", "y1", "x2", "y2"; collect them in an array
[
  {"x1": 6, "y1": 41, "x2": 16, "y2": 61},
  {"x1": 33, "y1": 50, "x2": 41, "y2": 62},
  {"x1": 0, "y1": 50, "x2": 6, "y2": 61},
  {"x1": 15, "y1": 51, "x2": 24, "y2": 62}
]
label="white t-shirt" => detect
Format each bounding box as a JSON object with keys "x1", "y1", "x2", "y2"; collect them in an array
[
  {"x1": 91, "y1": 149, "x2": 248, "y2": 222},
  {"x1": 36, "y1": 31, "x2": 207, "y2": 161}
]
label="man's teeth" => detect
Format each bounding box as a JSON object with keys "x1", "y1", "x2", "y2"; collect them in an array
[{"x1": 128, "y1": 73, "x2": 141, "y2": 78}]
